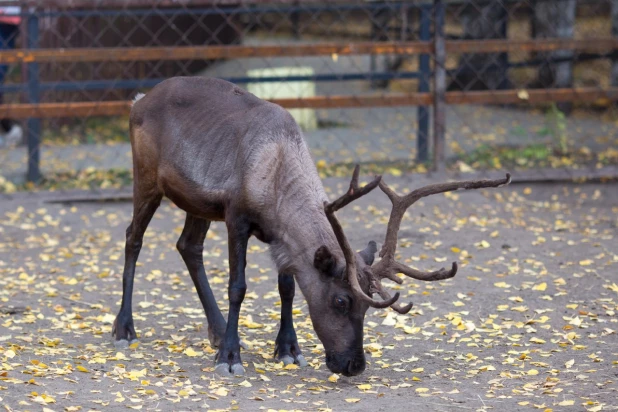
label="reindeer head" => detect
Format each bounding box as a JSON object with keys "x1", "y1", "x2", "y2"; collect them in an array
[{"x1": 310, "y1": 166, "x2": 511, "y2": 376}]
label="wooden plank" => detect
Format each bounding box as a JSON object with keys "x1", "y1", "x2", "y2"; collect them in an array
[
  {"x1": 1, "y1": 88, "x2": 616, "y2": 119},
  {"x1": 1, "y1": 37, "x2": 615, "y2": 64},
  {"x1": 0, "y1": 41, "x2": 433, "y2": 64}
]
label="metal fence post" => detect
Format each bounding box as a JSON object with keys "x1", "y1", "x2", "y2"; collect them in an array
[
  {"x1": 432, "y1": 0, "x2": 446, "y2": 171},
  {"x1": 26, "y1": 11, "x2": 41, "y2": 183},
  {"x1": 612, "y1": 1, "x2": 618, "y2": 87},
  {"x1": 417, "y1": 4, "x2": 431, "y2": 163}
]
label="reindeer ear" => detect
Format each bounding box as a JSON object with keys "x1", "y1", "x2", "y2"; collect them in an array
[
  {"x1": 314, "y1": 246, "x2": 338, "y2": 278},
  {"x1": 359, "y1": 241, "x2": 378, "y2": 265}
]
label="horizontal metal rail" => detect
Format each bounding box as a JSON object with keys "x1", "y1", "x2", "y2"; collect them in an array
[
  {"x1": 0, "y1": 71, "x2": 423, "y2": 93},
  {"x1": 3, "y1": 52, "x2": 612, "y2": 94},
  {"x1": 20, "y1": 0, "x2": 594, "y2": 11},
  {"x1": 0, "y1": 41, "x2": 433, "y2": 64},
  {"x1": 19, "y1": 1, "x2": 413, "y2": 17},
  {"x1": 445, "y1": 38, "x2": 618, "y2": 54},
  {"x1": 1, "y1": 88, "x2": 614, "y2": 119},
  {"x1": 1, "y1": 38, "x2": 613, "y2": 64},
  {"x1": 23, "y1": 0, "x2": 410, "y2": 11}
]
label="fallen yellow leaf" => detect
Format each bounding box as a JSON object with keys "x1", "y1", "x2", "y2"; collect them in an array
[
  {"x1": 327, "y1": 374, "x2": 339, "y2": 383},
  {"x1": 532, "y1": 282, "x2": 547, "y2": 291}
]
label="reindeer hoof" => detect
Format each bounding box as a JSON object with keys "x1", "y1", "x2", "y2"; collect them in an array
[
  {"x1": 278, "y1": 354, "x2": 308, "y2": 367},
  {"x1": 112, "y1": 315, "x2": 138, "y2": 348},
  {"x1": 214, "y1": 363, "x2": 232, "y2": 376},
  {"x1": 231, "y1": 363, "x2": 245, "y2": 375},
  {"x1": 214, "y1": 363, "x2": 245, "y2": 376},
  {"x1": 280, "y1": 355, "x2": 295, "y2": 366},
  {"x1": 113, "y1": 338, "x2": 138, "y2": 349},
  {"x1": 296, "y1": 355, "x2": 308, "y2": 367},
  {"x1": 274, "y1": 333, "x2": 306, "y2": 367}
]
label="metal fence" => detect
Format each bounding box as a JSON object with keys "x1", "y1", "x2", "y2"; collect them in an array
[{"x1": 0, "y1": 0, "x2": 617, "y2": 191}]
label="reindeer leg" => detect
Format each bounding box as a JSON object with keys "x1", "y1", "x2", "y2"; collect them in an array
[
  {"x1": 176, "y1": 214, "x2": 228, "y2": 348},
  {"x1": 215, "y1": 214, "x2": 250, "y2": 376},
  {"x1": 274, "y1": 273, "x2": 308, "y2": 367},
  {"x1": 113, "y1": 192, "x2": 162, "y2": 348}
]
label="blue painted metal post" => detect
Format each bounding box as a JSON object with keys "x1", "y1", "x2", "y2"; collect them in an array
[
  {"x1": 432, "y1": 0, "x2": 447, "y2": 171},
  {"x1": 26, "y1": 12, "x2": 41, "y2": 183},
  {"x1": 416, "y1": 5, "x2": 431, "y2": 162}
]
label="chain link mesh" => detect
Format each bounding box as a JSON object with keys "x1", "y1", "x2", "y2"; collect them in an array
[{"x1": 0, "y1": 0, "x2": 617, "y2": 196}]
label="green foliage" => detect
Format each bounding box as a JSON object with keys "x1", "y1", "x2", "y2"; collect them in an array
[
  {"x1": 461, "y1": 143, "x2": 553, "y2": 169},
  {"x1": 43, "y1": 117, "x2": 130, "y2": 146},
  {"x1": 0, "y1": 168, "x2": 133, "y2": 193},
  {"x1": 543, "y1": 103, "x2": 569, "y2": 154}
]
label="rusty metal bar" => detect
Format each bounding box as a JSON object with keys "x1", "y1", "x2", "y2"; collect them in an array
[
  {"x1": 0, "y1": 94, "x2": 434, "y2": 119},
  {"x1": 22, "y1": 0, "x2": 364, "y2": 8},
  {"x1": 0, "y1": 41, "x2": 433, "y2": 64},
  {"x1": 2, "y1": 38, "x2": 616, "y2": 64},
  {"x1": 445, "y1": 38, "x2": 618, "y2": 54},
  {"x1": 433, "y1": 0, "x2": 446, "y2": 172},
  {"x1": 445, "y1": 88, "x2": 618, "y2": 104},
  {"x1": 1, "y1": 88, "x2": 616, "y2": 119}
]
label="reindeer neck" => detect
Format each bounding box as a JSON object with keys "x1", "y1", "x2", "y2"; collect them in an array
[{"x1": 263, "y1": 144, "x2": 341, "y2": 302}]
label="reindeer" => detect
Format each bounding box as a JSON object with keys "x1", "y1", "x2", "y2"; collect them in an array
[{"x1": 112, "y1": 77, "x2": 510, "y2": 376}]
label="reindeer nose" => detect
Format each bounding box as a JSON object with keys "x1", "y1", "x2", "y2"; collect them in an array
[{"x1": 346, "y1": 357, "x2": 366, "y2": 376}]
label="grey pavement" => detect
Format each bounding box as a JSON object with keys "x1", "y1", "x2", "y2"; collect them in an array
[{"x1": 2, "y1": 103, "x2": 617, "y2": 184}]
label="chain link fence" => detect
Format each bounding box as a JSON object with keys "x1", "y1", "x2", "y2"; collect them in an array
[{"x1": 0, "y1": 0, "x2": 617, "y2": 194}]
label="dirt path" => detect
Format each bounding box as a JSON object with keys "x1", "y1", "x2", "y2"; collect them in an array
[{"x1": 1, "y1": 175, "x2": 617, "y2": 411}]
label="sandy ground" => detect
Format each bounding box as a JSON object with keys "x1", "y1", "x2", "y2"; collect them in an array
[{"x1": 0, "y1": 174, "x2": 617, "y2": 411}]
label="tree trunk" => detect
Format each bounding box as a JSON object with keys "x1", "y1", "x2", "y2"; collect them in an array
[
  {"x1": 533, "y1": 0, "x2": 577, "y2": 112},
  {"x1": 448, "y1": 1, "x2": 509, "y2": 91}
]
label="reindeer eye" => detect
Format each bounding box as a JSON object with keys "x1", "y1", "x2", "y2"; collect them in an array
[{"x1": 333, "y1": 296, "x2": 349, "y2": 314}]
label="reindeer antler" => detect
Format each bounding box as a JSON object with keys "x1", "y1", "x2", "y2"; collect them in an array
[
  {"x1": 324, "y1": 165, "x2": 400, "y2": 309},
  {"x1": 371, "y1": 173, "x2": 512, "y2": 314}
]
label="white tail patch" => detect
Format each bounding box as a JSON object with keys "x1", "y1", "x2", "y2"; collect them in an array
[{"x1": 132, "y1": 93, "x2": 146, "y2": 106}]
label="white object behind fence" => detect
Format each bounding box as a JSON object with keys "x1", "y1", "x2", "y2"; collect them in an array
[{"x1": 247, "y1": 67, "x2": 318, "y2": 131}]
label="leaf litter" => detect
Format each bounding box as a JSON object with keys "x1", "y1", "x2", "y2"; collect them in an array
[{"x1": 0, "y1": 179, "x2": 616, "y2": 411}]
